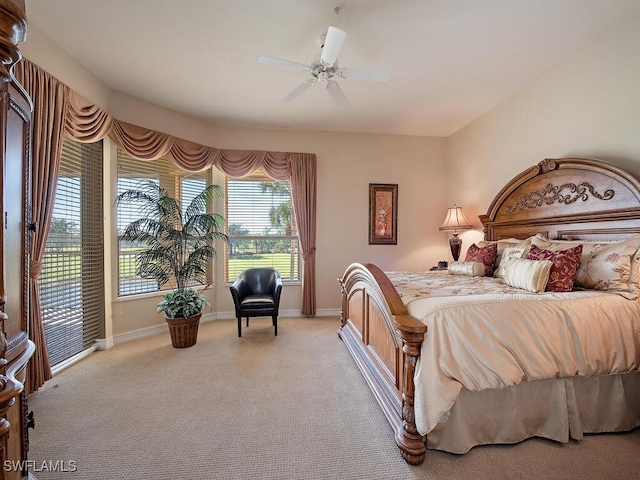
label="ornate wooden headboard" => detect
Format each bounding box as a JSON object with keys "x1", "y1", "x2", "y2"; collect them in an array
[{"x1": 479, "y1": 158, "x2": 640, "y2": 242}]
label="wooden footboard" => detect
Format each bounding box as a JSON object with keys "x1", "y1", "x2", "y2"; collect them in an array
[{"x1": 337, "y1": 263, "x2": 427, "y2": 465}]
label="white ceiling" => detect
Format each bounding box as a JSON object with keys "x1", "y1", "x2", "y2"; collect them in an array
[{"x1": 24, "y1": 0, "x2": 640, "y2": 137}]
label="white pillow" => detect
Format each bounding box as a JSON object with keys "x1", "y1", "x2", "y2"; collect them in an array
[
  {"x1": 448, "y1": 261, "x2": 485, "y2": 277},
  {"x1": 503, "y1": 257, "x2": 552, "y2": 293},
  {"x1": 493, "y1": 245, "x2": 527, "y2": 279}
]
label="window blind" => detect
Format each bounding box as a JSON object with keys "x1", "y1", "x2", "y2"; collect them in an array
[
  {"x1": 117, "y1": 151, "x2": 210, "y2": 296},
  {"x1": 40, "y1": 138, "x2": 104, "y2": 366},
  {"x1": 225, "y1": 171, "x2": 300, "y2": 283}
]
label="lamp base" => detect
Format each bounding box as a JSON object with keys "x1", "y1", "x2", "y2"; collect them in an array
[{"x1": 449, "y1": 234, "x2": 462, "y2": 262}]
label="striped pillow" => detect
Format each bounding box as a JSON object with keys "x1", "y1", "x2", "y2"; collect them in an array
[
  {"x1": 493, "y1": 246, "x2": 527, "y2": 279},
  {"x1": 448, "y1": 261, "x2": 485, "y2": 277},
  {"x1": 503, "y1": 257, "x2": 552, "y2": 293}
]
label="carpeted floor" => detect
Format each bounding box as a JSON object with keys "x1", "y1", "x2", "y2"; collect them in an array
[{"x1": 27, "y1": 317, "x2": 640, "y2": 479}]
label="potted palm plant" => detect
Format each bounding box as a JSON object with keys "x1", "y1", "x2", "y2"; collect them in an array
[{"x1": 116, "y1": 180, "x2": 228, "y2": 348}]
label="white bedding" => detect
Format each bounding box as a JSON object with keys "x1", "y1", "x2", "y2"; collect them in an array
[{"x1": 386, "y1": 271, "x2": 640, "y2": 436}]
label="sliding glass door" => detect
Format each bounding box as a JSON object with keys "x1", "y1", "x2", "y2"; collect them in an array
[{"x1": 39, "y1": 138, "x2": 104, "y2": 366}]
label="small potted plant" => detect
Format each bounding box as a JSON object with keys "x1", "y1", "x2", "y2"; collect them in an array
[{"x1": 116, "y1": 180, "x2": 228, "y2": 348}]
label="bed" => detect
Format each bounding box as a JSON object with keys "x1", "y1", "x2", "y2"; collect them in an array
[{"x1": 338, "y1": 157, "x2": 640, "y2": 465}]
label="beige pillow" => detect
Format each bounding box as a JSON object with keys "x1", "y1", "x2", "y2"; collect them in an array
[
  {"x1": 503, "y1": 257, "x2": 552, "y2": 293},
  {"x1": 493, "y1": 245, "x2": 527, "y2": 279},
  {"x1": 478, "y1": 237, "x2": 525, "y2": 258},
  {"x1": 448, "y1": 261, "x2": 485, "y2": 277},
  {"x1": 478, "y1": 236, "x2": 535, "y2": 271},
  {"x1": 531, "y1": 236, "x2": 640, "y2": 299}
]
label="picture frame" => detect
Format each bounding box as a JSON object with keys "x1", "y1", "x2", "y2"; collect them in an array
[{"x1": 369, "y1": 183, "x2": 398, "y2": 245}]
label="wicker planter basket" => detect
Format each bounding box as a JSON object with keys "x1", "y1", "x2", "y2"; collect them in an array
[{"x1": 165, "y1": 314, "x2": 202, "y2": 348}]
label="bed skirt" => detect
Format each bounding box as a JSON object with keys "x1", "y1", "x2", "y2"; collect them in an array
[{"x1": 427, "y1": 372, "x2": 640, "y2": 454}]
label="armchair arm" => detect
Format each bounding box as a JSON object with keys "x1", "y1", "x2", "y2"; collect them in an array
[
  {"x1": 230, "y1": 277, "x2": 249, "y2": 310},
  {"x1": 272, "y1": 275, "x2": 283, "y2": 312}
]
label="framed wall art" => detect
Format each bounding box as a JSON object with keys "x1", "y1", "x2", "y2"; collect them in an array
[{"x1": 369, "y1": 183, "x2": 398, "y2": 245}]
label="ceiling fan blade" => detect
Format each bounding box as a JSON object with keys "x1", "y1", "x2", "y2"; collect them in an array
[
  {"x1": 340, "y1": 67, "x2": 391, "y2": 83},
  {"x1": 321, "y1": 26, "x2": 346, "y2": 67},
  {"x1": 326, "y1": 81, "x2": 350, "y2": 110},
  {"x1": 281, "y1": 79, "x2": 316, "y2": 103},
  {"x1": 258, "y1": 56, "x2": 310, "y2": 72}
]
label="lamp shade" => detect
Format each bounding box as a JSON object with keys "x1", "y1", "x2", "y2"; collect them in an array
[{"x1": 439, "y1": 205, "x2": 472, "y2": 232}]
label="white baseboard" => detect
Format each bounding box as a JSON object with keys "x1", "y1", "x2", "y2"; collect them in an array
[
  {"x1": 51, "y1": 345, "x2": 98, "y2": 375},
  {"x1": 98, "y1": 309, "x2": 342, "y2": 349},
  {"x1": 207, "y1": 308, "x2": 340, "y2": 320},
  {"x1": 106, "y1": 323, "x2": 167, "y2": 347},
  {"x1": 315, "y1": 308, "x2": 341, "y2": 317},
  {"x1": 95, "y1": 337, "x2": 115, "y2": 350}
]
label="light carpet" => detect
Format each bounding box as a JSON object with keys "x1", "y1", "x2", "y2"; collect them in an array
[{"x1": 27, "y1": 316, "x2": 640, "y2": 479}]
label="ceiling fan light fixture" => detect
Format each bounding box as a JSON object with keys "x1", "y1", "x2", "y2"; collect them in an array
[
  {"x1": 258, "y1": 24, "x2": 390, "y2": 109},
  {"x1": 320, "y1": 26, "x2": 346, "y2": 67}
]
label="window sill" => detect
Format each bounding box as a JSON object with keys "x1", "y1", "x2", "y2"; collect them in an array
[
  {"x1": 223, "y1": 281, "x2": 301, "y2": 287},
  {"x1": 116, "y1": 284, "x2": 211, "y2": 302}
]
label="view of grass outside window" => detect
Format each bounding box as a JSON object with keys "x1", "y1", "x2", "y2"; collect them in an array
[
  {"x1": 38, "y1": 144, "x2": 299, "y2": 365},
  {"x1": 40, "y1": 138, "x2": 104, "y2": 366},
  {"x1": 225, "y1": 171, "x2": 300, "y2": 283},
  {"x1": 117, "y1": 151, "x2": 210, "y2": 296}
]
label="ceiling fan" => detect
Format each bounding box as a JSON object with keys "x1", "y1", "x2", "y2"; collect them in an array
[{"x1": 258, "y1": 26, "x2": 391, "y2": 110}]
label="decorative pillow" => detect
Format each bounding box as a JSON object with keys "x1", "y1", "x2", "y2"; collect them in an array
[
  {"x1": 478, "y1": 237, "x2": 522, "y2": 256},
  {"x1": 503, "y1": 258, "x2": 553, "y2": 293},
  {"x1": 631, "y1": 249, "x2": 640, "y2": 296},
  {"x1": 577, "y1": 240, "x2": 640, "y2": 298},
  {"x1": 478, "y1": 236, "x2": 536, "y2": 271},
  {"x1": 527, "y1": 244, "x2": 583, "y2": 292},
  {"x1": 493, "y1": 245, "x2": 527, "y2": 279},
  {"x1": 465, "y1": 243, "x2": 498, "y2": 276},
  {"x1": 448, "y1": 261, "x2": 485, "y2": 277},
  {"x1": 531, "y1": 236, "x2": 640, "y2": 299}
]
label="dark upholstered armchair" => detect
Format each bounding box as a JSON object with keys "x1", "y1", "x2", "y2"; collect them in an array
[{"x1": 230, "y1": 268, "x2": 282, "y2": 337}]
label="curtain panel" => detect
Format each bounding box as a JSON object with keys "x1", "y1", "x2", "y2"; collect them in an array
[
  {"x1": 17, "y1": 60, "x2": 67, "y2": 393},
  {"x1": 289, "y1": 153, "x2": 317, "y2": 315},
  {"x1": 17, "y1": 59, "x2": 317, "y2": 391}
]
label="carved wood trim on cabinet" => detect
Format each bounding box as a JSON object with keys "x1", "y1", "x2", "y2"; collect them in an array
[{"x1": 0, "y1": 1, "x2": 35, "y2": 479}]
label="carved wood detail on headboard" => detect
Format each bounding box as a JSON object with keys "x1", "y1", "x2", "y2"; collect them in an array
[{"x1": 479, "y1": 158, "x2": 640, "y2": 241}]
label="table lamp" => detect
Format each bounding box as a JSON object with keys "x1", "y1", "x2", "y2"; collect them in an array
[{"x1": 439, "y1": 205, "x2": 472, "y2": 261}]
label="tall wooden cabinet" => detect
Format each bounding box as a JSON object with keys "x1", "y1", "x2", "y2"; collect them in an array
[{"x1": 0, "y1": 1, "x2": 36, "y2": 479}]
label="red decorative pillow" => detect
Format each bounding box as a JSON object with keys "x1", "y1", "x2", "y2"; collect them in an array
[
  {"x1": 465, "y1": 243, "x2": 498, "y2": 276},
  {"x1": 527, "y1": 244, "x2": 583, "y2": 292}
]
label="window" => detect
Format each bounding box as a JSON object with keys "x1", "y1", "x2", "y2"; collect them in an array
[
  {"x1": 40, "y1": 138, "x2": 104, "y2": 366},
  {"x1": 117, "y1": 150, "x2": 210, "y2": 296},
  {"x1": 225, "y1": 171, "x2": 299, "y2": 283}
]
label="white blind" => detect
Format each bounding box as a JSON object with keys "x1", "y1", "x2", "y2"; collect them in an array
[
  {"x1": 117, "y1": 150, "x2": 210, "y2": 296},
  {"x1": 40, "y1": 138, "x2": 104, "y2": 366},
  {"x1": 225, "y1": 171, "x2": 299, "y2": 282}
]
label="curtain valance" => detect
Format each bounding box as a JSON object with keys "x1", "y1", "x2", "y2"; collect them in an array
[
  {"x1": 65, "y1": 89, "x2": 112, "y2": 141},
  {"x1": 64, "y1": 82, "x2": 293, "y2": 178}
]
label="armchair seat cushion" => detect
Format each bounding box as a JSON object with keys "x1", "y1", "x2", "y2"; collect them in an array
[{"x1": 240, "y1": 295, "x2": 275, "y2": 306}]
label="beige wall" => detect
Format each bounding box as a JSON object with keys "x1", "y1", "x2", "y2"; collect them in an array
[
  {"x1": 23, "y1": 12, "x2": 640, "y2": 341},
  {"x1": 23, "y1": 14, "x2": 640, "y2": 341},
  {"x1": 22, "y1": 24, "x2": 448, "y2": 340},
  {"x1": 447, "y1": 16, "x2": 640, "y2": 252}
]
